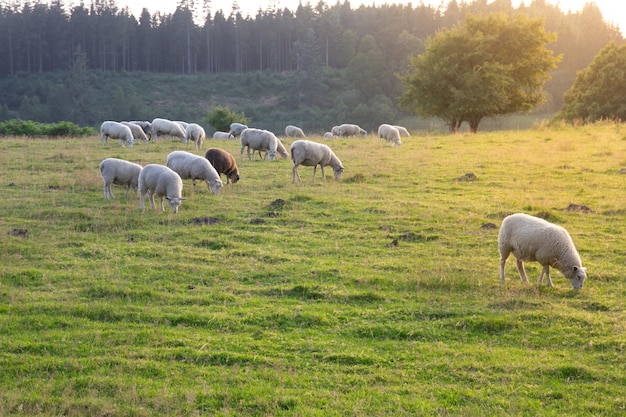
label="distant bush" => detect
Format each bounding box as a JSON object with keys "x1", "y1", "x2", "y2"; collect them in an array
[
  {"x1": 0, "y1": 119, "x2": 96, "y2": 137},
  {"x1": 203, "y1": 106, "x2": 251, "y2": 133}
]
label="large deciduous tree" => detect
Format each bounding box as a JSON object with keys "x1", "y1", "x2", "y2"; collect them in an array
[
  {"x1": 400, "y1": 13, "x2": 561, "y2": 133},
  {"x1": 555, "y1": 41, "x2": 626, "y2": 123}
]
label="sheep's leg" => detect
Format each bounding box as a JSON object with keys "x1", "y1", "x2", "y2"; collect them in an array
[
  {"x1": 159, "y1": 196, "x2": 166, "y2": 211},
  {"x1": 104, "y1": 184, "x2": 111, "y2": 199},
  {"x1": 139, "y1": 192, "x2": 146, "y2": 211},
  {"x1": 312, "y1": 166, "x2": 317, "y2": 181},
  {"x1": 515, "y1": 259, "x2": 529, "y2": 283},
  {"x1": 148, "y1": 192, "x2": 157, "y2": 210},
  {"x1": 292, "y1": 165, "x2": 301, "y2": 182},
  {"x1": 124, "y1": 185, "x2": 130, "y2": 197},
  {"x1": 320, "y1": 165, "x2": 326, "y2": 181},
  {"x1": 499, "y1": 254, "x2": 508, "y2": 283},
  {"x1": 539, "y1": 266, "x2": 554, "y2": 287}
]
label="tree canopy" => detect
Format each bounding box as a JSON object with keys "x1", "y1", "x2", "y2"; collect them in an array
[
  {"x1": 556, "y1": 41, "x2": 626, "y2": 123},
  {"x1": 400, "y1": 13, "x2": 561, "y2": 132}
]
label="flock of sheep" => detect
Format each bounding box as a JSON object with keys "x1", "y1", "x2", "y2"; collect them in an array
[{"x1": 99, "y1": 118, "x2": 587, "y2": 290}]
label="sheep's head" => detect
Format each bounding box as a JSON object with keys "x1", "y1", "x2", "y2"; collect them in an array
[
  {"x1": 566, "y1": 266, "x2": 587, "y2": 290},
  {"x1": 333, "y1": 166, "x2": 345, "y2": 180},
  {"x1": 166, "y1": 196, "x2": 185, "y2": 213},
  {"x1": 208, "y1": 178, "x2": 224, "y2": 195}
]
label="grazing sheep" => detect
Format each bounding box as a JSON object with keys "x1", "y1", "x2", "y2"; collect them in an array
[
  {"x1": 498, "y1": 213, "x2": 587, "y2": 290},
  {"x1": 205, "y1": 148, "x2": 240, "y2": 184},
  {"x1": 338, "y1": 123, "x2": 367, "y2": 137},
  {"x1": 166, "y1": 150, "x2": 224, "y2": 195},
  {"x1": 185, "y1": 123, "x2": 206, "y2": 150},
  {"x1": 285, "y1": 125, "x2": 306, "y2": 138},
  {"x1": 393, "y1": 125, "x2": 410, "y2": 137},
  {"x1": 128, "y1": 121, "x2": 153, "y2": 139},
  {"x1": 290, "y1": 139, "x2": 344, "y2": 182},
  {"x1": 229, "y1": 122, "x2": 248, "y2": 137},
  {"x1": 324, "y1": 131, "x2": 333, "y2": 139},
  {"x1": 378, "y1": 124, "x2": 402, "y2": 146},
  {"x1": 100, "y1": 121, "x2": 135, "y2": 148},
  {"x1": 213, "y1": 131, "x2": 234, "y2": 139},
  {"x1": 121, "y1": 122, "x2": 149, "y2": 144},
  {"x1": 99, "y1": 157, "x2": 143, "y2": 199},
  {"x1": 240, "y1": 128, "x2": 289, "y2": 161},
  {"x1": 151, "y1": 118, "x2": 187, "y2": 143},
  {"x1": 138, "y1": 164, "x2": 185, "y2": 213},
  {"x1": 331, "y1": 126, "x2": 341, "y2": 137}
]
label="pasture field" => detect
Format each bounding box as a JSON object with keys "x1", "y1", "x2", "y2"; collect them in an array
[{"x1": 1, "y1": 123, "x2": 626, "y2": 416}]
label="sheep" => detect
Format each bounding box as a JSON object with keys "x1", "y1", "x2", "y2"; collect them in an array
[
  {"x1": 205, "y1": 148, "x2": 240, "y2": 184},
  {"x1": 324, "y1": 132, "x2": 333, "y2": 139},
  {"x1": 240, "y1": 128, "x2": 289, "y2": 161},
  {"x1": 331, "y1": 126, "x2": 341, "y2": 137},
  {"x1": 498, "y1": 213, "x2": 587, "y2": 290},
  {"x1": 128, "y1": 121, "x2": 152, "y2": 139},
  {"x1": 285, "y1": 124, "x2": 306, "y2": 138},
  {"x1": 393, "y1": 125, "x2": 411, "y2": 137},
  {"x1": 338, "y1": 123, "x2": 367, "y2": 137},
  {"x1": 99, "y1": 158, "x2": 143, "y2": 200},
  {"x1": 174, "y1": 121, "x2": 189, "y2": 130},
  {"x1": 165, "y1": 150, "x2": 224, "y2": 195},
  {"x1": 213, "y1": 131, "x2": 234, "y2": 139},
  {"x1": 290, "y1": 139, "x2": 344, "y2": 182},
  {"x1": 378, "y1": 124, "x2": 402, "y2": 146},
  {"x1": 121, "y1": 121, "x2": 149, "y2": 144},
  {"x1": 229, "y1": 122, "x2": 248, "y2": 137},
  {"x1": 151, "y1": 118, "x2": 187, "y2": 143},
  {"x1": 138, "y1": 164, "x2": 185, "y2": 213},
  {"x1": 100, "y1": 121, "x2": 135, "y2": 148},
  {"x1": 185, "y1": 123, "x2": 206, "y2": 150}
]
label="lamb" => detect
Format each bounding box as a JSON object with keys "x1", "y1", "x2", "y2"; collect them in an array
[
  {"x1": 378, "y1": 124, "x2": 402, "y2": 146},
  {"x1": 290, "y1": 139, "x2": 344, "y2": 182},
  {"x1": 229, "y1": 122, "x2": 248, "y2": 137},
  {"x1": 338, "y1": 123, "x2": 367, "y2": 137},
  {"x1": 285, "y1": 125, "x2": 306, "y2": 138},
  {"x1": 498, "y1": 213, "x2": 587, "y2": 290},
  {"x1": 393, "y1": 125, "x2": 411, "y2": 137},
  {"x1": 100, "y1": 121, "x2": 135, "y2": 147},
  {"x1": 151, "y1": 118, "x2": 187, "y2": 143},
  {"x1": 213, "y1": 131, "x2": 234, "y2": 139},
  {"x1": 138, "y1": 164, "x2": 185, "y2": 213},
  {"x1": 205, "y1": 148, "x2": 240, "y2": 184},
  {"x1": 324, "y1": 132, "x2": 333, "y2": 139},
  {"x1": 99, "y1": 158, "x2": 143, "y2": 200},
  {"x1": 185, "y1": 123, "x2": 206, "y2": 150},
  {"x1": 165, "y1": 150, "x2": 224, "y2": 195},
  {"x1": 240, "y1": 128, "x2": 289, "y2": 161},
  {"x1": 121, "y1": 121, "x2": 149, "y2": 144}
]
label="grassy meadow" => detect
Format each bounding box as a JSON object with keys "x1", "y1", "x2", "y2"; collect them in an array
[{"x1": 1, "y1": 123, "x2": 626, "y2": 416}]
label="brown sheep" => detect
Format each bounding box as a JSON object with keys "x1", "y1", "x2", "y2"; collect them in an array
[{"x1": 205, "y1": 148, "x2": 240, "y2": 184}]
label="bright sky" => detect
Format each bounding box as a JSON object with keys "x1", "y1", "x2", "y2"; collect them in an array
[{"x1": 78, "y1": 0, "x2": 626, "y2": 35}]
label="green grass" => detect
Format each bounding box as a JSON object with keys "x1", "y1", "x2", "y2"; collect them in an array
[{"x1": 1, "y1": 122, "x2": 626, "y2": 416}]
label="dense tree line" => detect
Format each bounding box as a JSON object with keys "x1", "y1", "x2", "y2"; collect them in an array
[{"x1": 0, "y1": 0, "x2": 623, "y2": 129}]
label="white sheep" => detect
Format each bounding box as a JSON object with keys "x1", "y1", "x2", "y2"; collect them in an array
[
  {"x1": 151, "y1": 118, "x2": 187, "y2": 143},
  {"x1": 393, "y1": 125, "x2": 410, "y2": 137},
  {"x1": 165, "y1": 150, "x2": 224, "y2": 195},
  {"x1": 338, "y1": 123, "x2": 367, "y2": 137},
  {"x1": 285, "y1": 125, "x2": 306, "y2": 138},
  {"x1": 498, "y1": 213, "x2": 587, "y2": 290},
  {"x1": 229, "y1": 122, "x2": 248, "y2": 137},
  {"x1": 378, "y1": 124, "x2": 402, "y2": 146},
  {"x1": 240, "y1": 128, "x2": 289, "y2": 161},
  {"x1": 121, "y1": 122, "x2": 149, "y2": 144},
  {"x1": 138, "y1": 164, "x2": 185, "y2": 213},
  {"x1": 213, "y1": 131, "x2": 234, "y2": 139},
  {"x1": 128, "y1": 121, "x2": 152, "y2": 139},
  {"x1": 99, "y1": 158, "x2": 143, "y2": 200},
  {"x1": 290, "y1": 139, "x2": 344, "y2": 182},
  {"x1": 174, "y1": 121, "x2": 189, "y2": 130},
  {"x1": 331, "y1": 126, "x2": 341, "y2": 137},
  {"x1": 100, "y1": 121, "x2": 135, "y2": 148},
  {"x1": 323, "y1": 132, "x2": 333, "y2": 139},
  {"x1": 185, "y1": 123, "x2": 206, "y2": 150}
]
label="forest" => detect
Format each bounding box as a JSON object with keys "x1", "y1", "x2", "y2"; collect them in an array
[{"x1": 0, "y1": 0, "x2": 624, "y2": 131}]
